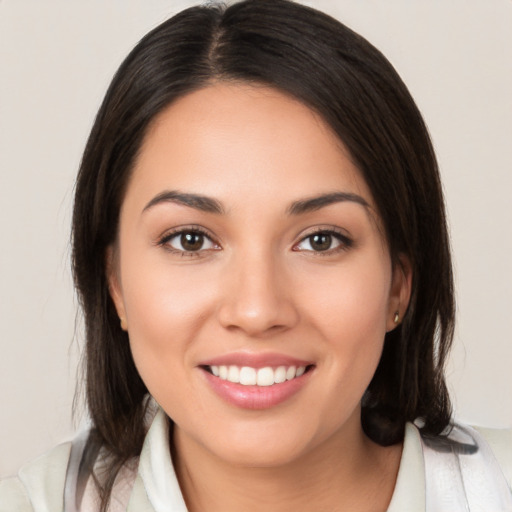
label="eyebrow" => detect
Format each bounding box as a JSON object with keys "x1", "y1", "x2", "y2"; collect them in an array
[
  {"x1": 287, "y1": 192, "x2": 370, "y2": 215},
  {"x1": 142, "y1": 190, "x2": 369, "y2": 216},
  {"x1": 143, "y1": 190, "x2": 224, "y2": 214}
]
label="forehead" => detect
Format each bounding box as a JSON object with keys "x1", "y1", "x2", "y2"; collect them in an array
[{"x1": 128, "y1": 83, "x2": 376, "y2": 214}]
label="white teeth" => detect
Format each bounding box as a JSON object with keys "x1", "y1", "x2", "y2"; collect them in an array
[
  {"x1": 256, "y1": 367, "x2": 274, "y2": 386},
  {"x1": 239, "y1": 366, "x2": 257, "y2": 385},
  {"x1": 209, "y1": 364, "x2": 308, "y2": 386},
  {"x1": 274, "y1": 366, "x2": 287, "y2": 384},
  {"x1": 286, "y1": 366, "x2": 296, "y2": 381},
  {"x1": 227, "y1": 365, "x2": 240, "y2": 383}
]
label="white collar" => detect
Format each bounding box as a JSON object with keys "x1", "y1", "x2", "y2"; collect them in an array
[
  {"x1": 387, "y1": 422, "x2": 426, "y2": 512},
  {"x1": 137, "y1": 408, "x2": 188, "y2": 512}
]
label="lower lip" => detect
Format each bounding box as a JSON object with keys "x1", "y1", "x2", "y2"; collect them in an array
[{"x1": 201, "y1": 368, "x2": 312, "y2": 410}]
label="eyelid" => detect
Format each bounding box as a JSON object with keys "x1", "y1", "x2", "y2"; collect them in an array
[
  {"x1": 155, "y1": 224, "x2": 353, "y2": 256},
  {"x1": 157, "y1": 225, "x2": 221, "y2": 255},
  {"x1": 292, "y1": 226, "x2": 354, "y2": 254}
]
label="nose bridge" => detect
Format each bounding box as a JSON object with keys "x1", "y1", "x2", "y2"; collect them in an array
[{"x1": 217, "y1": 244, "x2": 297, "y2": 335}]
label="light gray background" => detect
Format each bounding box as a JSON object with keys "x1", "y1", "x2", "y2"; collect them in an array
[{"x1": 1, "y1": 0, "x2": 511, "y2": 478}]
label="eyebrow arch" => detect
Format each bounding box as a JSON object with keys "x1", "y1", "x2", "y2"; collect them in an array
[
  {"x1": 287, "y1": 192, "x2": 370, "y2": 215},
  {"x1": 142, "y1": 190, "x2": 225, "y2": 215}
]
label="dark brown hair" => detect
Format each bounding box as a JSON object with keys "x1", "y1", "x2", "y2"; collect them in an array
[{"x1": 72, "y1": 1, "x2": 454, "y2": 509}]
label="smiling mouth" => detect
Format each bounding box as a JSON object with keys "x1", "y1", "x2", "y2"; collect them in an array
[{"x1": 202, "y1": 364, "x2": 314, "y2": 387}]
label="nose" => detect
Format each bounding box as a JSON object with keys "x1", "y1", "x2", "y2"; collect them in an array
[{"x1": 217, "y1": 249, "x2": 299, "y2": 337}]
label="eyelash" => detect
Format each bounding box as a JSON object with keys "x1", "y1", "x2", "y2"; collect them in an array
[
  {"x1": 293, "y1": 228, "x2": 353, "y2": 256},
  {"x1": 157, "y1": 226, "x2": 219, "y2": 257},
  {"x1": 156, "y1": 227, "x2": 353, "y2": 257}
]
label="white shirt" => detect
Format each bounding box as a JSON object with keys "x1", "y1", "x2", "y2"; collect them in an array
[{"x1": 1, "y1": 407, "x2": 511, "y2": 511}]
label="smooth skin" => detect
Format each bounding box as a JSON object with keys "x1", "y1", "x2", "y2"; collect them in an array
[{"x1": 108, "y1": 83, "x2": 412, "y2": 512}]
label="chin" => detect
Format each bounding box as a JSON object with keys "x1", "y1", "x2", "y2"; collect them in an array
[
  {"x1": 190, "y1": 416, "x2": 323, "y2": 468},
  {"x1": 212, "y1": 438, "x2": 310, "y2": 469}
]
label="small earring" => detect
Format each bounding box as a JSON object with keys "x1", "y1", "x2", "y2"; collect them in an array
[
  {"x1": 393, "y1": 311, "x2": 400, "y2": 325},
  {"x1": 120, "y1": 317, "x2": 128, "y2": 331}
]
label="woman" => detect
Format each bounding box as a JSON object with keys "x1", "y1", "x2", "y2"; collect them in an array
[{"x1": 1, "y1": 1, "x2": 511, "y2": 511}]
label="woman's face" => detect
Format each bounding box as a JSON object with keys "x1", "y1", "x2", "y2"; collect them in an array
[{"x1": 109, "y1": 83, "x2": 410, "y2": 467}]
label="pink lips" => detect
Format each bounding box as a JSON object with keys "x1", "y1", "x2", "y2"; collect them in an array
[
  {"x1": 198, "y1": 352, "x2": 314, "y2": 410},
  {"x1": 200, "y1": 352, "x2": 312, "y2": 369}
]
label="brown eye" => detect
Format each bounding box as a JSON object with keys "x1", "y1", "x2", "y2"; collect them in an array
[
  {"x1": 162, "y1": 229, "x2": 218, "y2": 253},
  {"x1": 294, "y1": 230, "x2": 352, "y2": 254},
  {"x1": 180, "y1": 232, "x2": 204, "y2": 251},
  {"x1": 309, "y1": 233, "x2": 332, "y2": 251}
]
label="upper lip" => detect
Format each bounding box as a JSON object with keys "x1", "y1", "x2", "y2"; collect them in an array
[{"x1": 198, "y1": 352, "x2": 314, "y2": 369}]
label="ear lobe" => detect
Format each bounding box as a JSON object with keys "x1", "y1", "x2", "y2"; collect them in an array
[
  {"x1": 387, "y1": 254, "x2": 412, "y2": 332},
  {"x1": 106, "y1": 245, "x2": 128, "y2": 329}
]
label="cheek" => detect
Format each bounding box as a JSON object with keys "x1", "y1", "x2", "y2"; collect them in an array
[
  {"x1": 300, "y1": 252, "x2": 391, "y2": 340},
  {"x1": 297, "y1": 253, "x2": 391, "y2": 397},
  {"x1": 121, "y1": 236, "x2": 219, "y2": 323},
  {"x1": 118, "y1": 251, "x2": 220, "y2": 383}
]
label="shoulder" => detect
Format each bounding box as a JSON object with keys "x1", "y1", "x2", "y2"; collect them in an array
[
  {"x1": 0, "y1": 477, "x2": 32, "y2": 512},
  {"x1": 0, "y1": 441, "x2": 72, "y2": 512},
  {"x1": 418, "y1": 421, "x2": 512, "y2": 510},
  {"x1": 475, "y1": 425, "x2": 512, "y2": 487}
]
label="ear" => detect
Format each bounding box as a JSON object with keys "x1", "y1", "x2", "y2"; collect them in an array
[
  {"x1": 386, "y1": 254, "x2": 412, "y2": 332},
  {"x1": 106, "y1": 245, "x2": 128, "y2": 331}
]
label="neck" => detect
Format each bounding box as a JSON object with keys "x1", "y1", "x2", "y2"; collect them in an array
[{"x1": 172, "y1": 417, "x2": 402, "y2": 512}]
